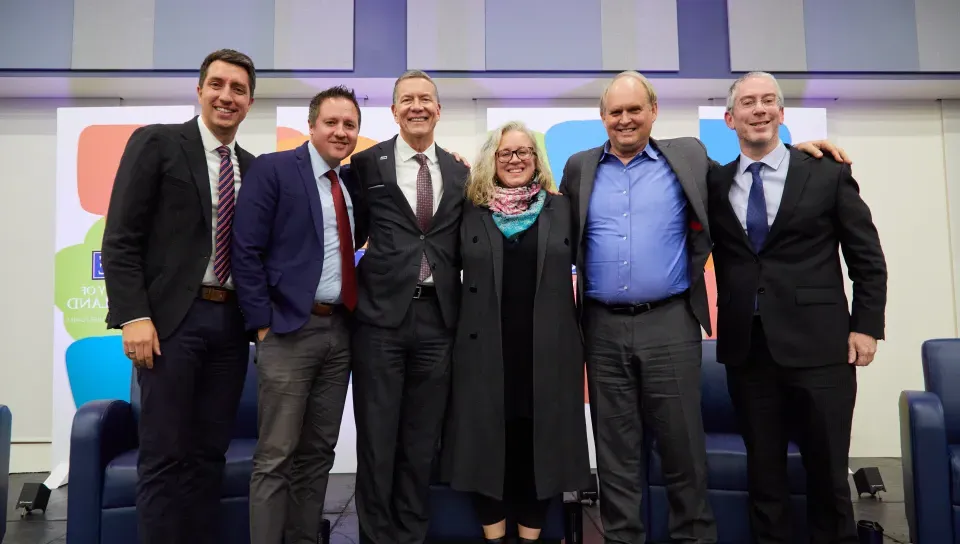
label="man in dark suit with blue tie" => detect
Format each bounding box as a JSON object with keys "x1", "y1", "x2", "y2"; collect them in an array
[
  {"x1": 231, "y1": 86, "x2": 368, "y2": 544},
  {"x1": 708, "y1": 72, "x2": 887, "y2": 544}
]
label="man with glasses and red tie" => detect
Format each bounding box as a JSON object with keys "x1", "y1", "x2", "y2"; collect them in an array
[
  {"x1": 231, "y1": 86, "x2": 368, "y2": 544},
  {"x1": 101, "y1": 49, "x2": 257, "y2": 544}
]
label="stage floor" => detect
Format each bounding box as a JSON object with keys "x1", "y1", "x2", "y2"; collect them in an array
[{"x1": 4, "y1": 458, "x2": 908, "y2": 543}]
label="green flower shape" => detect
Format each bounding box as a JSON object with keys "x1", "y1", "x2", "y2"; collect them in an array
[{"x1": 55, "y1": 218, "x2": 117, "y2": 340}]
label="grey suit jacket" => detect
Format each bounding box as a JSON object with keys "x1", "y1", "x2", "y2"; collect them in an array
[{"x1": 557, "y1": 136, "x2": 715, "y2": 336}]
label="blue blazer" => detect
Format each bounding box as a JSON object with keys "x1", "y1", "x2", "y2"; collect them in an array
[{"x1": 232, "y1": 142, "x2": 367, "y2": 334}]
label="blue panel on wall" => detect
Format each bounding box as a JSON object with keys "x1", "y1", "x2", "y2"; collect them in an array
[
  {"x1": 153, "y1": 0, "x2": 276, "y2": 70},
  {"x1": 676, "y1": 0, "x2": 729, "y2": 79},
  {"x1": 484, "y1": 0, "x2": 602, "y2": 71},
  {"x1": 0, "y1": 0, "x2": 74, "y2": 69},
  {"x1": 354, "y1": 0, "x2": 407, "y2": 77},
  {"x1": 803, "y1": 0, "x2": 920, "y2": 72}
]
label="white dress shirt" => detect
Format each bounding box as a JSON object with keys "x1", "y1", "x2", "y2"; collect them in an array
[
  {"x1": 197, "y1": 116, "x2": 242, "y2": 290},
  {"x1": 729, "y1": 140, "x2": 789, "y2": 231},
  {"x1": 394, "y1": 136, "x2": 443, "y2": 284},
  {"x1": 308, "y1": 142, "x2": 355, "y2": 304}
]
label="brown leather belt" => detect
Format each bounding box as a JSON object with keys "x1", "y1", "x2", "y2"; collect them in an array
[
  {"x1": 199, "y1": 286, "x2": 235, "y2": 303},
  {"x1": 312, "y1": 302, "x2": 342, "y2": 316}
]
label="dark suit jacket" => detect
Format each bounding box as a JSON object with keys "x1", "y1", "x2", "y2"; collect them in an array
[
  {"x1": 441, "y1": 194, "x2": 591, "y2": 499},
  {"x1": 230, "y1": 142, "x2": 367, "y2": 334},
  {"x1": 101, "y1": 116, "x2": 254, "y2": 340},
  {"x1": 558, "y1": 137, "x2": 715, "y2": 336},
  {"x1": 350, "y1": 135, "x2": 470, "y2": 329},
  {"x1": 708, "y1": 146, "x2": 887, "y2": 367}
]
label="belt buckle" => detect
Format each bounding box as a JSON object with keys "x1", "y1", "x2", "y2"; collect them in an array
[{"x1": 413, "y1": 285, "x2": 423, "y2": 299}]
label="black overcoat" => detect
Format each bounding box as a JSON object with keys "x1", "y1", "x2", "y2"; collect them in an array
[{"x1": 440, "y1": 193, "x2": 592, "y2": 500}]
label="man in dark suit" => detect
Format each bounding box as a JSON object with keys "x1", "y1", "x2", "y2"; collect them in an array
[
  {"x1": 559, "y1": 71, "x2": 849, "y2": 544},
  {"x1": 101, "y1": 49, "x2": 256, "y2": 544},
  {"x1": 708, "y1": 72, "x2": 886, "y2": 544},
  {"x1": 232, "y1": 86, "x2": 368, "y2": 544},
  {"x1": 348, "y1": 70, "x2": 469, "y2": 544}
]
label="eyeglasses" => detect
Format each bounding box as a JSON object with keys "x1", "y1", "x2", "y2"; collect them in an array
[{"x1": 496, "y1": 147, "x2": 536, "y2": 163}]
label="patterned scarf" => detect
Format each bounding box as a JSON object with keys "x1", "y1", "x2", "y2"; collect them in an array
[{"x1": 490, "y1": 180, "x2": 545, "y2": 239}]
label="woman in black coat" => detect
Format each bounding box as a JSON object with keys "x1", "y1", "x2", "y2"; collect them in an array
[{"x1": 440, "y1": 120, "x2": 591, "y2": 543}]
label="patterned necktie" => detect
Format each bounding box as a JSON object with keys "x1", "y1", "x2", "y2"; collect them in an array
[
  {"x1": 325, "y1": 170, "x2": 357, "y2": 310},
  {"x1": 413, "y1": 153, "x2": 433, "y2": 282},
  {"x1": 745, "y1": 162, "x2": 769, "y2": 253},
  {"x1": 214, "y1": 145, "x2": 235, "y2": 285}
]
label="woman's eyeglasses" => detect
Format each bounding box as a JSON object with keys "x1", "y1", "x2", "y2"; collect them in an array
[{"x1": 496, "y1": 147, "x2": 535, "y2": 163}]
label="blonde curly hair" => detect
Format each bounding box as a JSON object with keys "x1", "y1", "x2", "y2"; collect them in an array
[{"x1": 466, "y1": 120, "x2": 557, "y2": 207}]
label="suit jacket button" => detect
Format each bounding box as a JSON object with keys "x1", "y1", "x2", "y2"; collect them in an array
[
  {"x1": 473, "y1": 236, "x2": 478, "y2": 243},
  {"x1": 420, "y1": 235, "x2": 425, "y2": 240},
  {"x1": 564, "y1": 238, "x2": 569, "y2": 245},
  {"x1": 757, "y1": 287, "x2": 765, "y2": 294},
  {"x1": 469, "y1": 333, "x2": 477, "y2": 339},
  {"x1": 469, "y1": 286, "x2": 477, "y2": 293}
]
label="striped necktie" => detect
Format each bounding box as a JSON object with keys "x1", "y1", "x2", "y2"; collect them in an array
[{"x1": 214, "y1": 145, "x2": 235, "y2": 285}]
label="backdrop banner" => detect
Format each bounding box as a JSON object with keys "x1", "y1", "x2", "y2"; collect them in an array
[
  {"x1": 486, "y1": 106, "x2": 827, "y2": 469},
  {"x1": 275, "y1": 106, "x2": 397, "y2": 473},
  {"x1": 50, "y1": 106, "x2": 196, "y2": 487}
]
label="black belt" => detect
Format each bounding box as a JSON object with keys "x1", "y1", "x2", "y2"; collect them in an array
[
  {"x1": 413, "y1": 284, "x2": 437, "y2": 299},
  {"x1": 593, "y1": 291, "x2": 686, "y2": 315}
]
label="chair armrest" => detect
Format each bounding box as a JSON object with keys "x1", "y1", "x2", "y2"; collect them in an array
[
  {"x1": 0, "y1": 405, "x2": 12, "y2": 543},
  {"x1": 899, "y1": 390, "x2": 953, "y2": 544},
  {"x1": 67, "y1": 400, "x2": 137, "y2": 544}
]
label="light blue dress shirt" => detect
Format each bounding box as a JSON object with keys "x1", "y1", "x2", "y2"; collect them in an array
[
  {"x1": 584, "y1": 141, "x2": 690, "y2": 305},
  {"x1": 729, "y1": 140, "x2": 789, "y2": 230},
  {"x1": 308, "y1": 143, "x2": 355, "y2": 304}
]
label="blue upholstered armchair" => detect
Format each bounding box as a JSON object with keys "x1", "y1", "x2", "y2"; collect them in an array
[
  {"x1": 1, "y1": 404, "x2": 12, "y2": 544},
  {"x1": 645, "y1": 339, "x2": 809, "y2": 544},
  {"x1": 66, "y1": 345, "x2": 259, "y2": 544},
  {"x1": 900, "y1": 338, "x2": 960, "y2": 544}
]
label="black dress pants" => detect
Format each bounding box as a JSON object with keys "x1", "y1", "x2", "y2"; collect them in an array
[
  {"x1": 726, "y1": 317, "x2": 858, "y2": 544},
  {"x1": 135, "y1": 297, "x2": 249, "y2": 544}
]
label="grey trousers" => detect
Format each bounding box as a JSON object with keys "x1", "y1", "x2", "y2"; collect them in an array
[
  {"x1": 249, "y1": 312, "x2": 351, "y2": 544},
  {"x1": 584, "y1": 296, "x2": 716, "y2": 544}
]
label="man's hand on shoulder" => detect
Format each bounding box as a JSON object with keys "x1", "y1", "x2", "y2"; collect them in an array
[
  {"x1": 795, "y1": 140, "x2": 853, "y2": 165},
  {"x1": 443, "y1": 148, "x2": 472, "y2": 169},
  {"x1": 848, "y1": 332, "x2": 877, "y2": 366},
  {"x1": 122, "y1": 319, "x2": 161, "y2": 369}
]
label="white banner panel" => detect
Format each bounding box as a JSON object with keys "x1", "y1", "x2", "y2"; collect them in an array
[
  {"x1": 275, "y1": 106, "x2": 396, "y2": 473},
  {"x1": 51, "y1": 106, "x2": 196, "y2": 486}
]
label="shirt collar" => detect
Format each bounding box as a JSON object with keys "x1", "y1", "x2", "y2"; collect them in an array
[
  {"x1": 599, "y1": 140, "x2": 659, "y2": 163},
  {"x1": 396, "y1": 135, "x2": 438, "y2": 164},
  {"x1": 737, "y1": 140, "x2": 787, "y2": 177},
  {"x1": 307, "y1": 141, "x2": 341, "y2": 181},
  {"x1": 196, "y1": 116, "x2": 236, "y2": 156}
]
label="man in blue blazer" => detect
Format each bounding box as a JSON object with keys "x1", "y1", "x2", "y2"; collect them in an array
[{"x1": 232, "y1": 86, "x2": 368, "y2": 544}]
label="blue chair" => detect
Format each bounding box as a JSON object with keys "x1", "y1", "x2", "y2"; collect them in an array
[
  {"x1": 645, "y1": 339, "x2": 809, "y2": 544},
  {"x1": 67, "y1": 345, "x2": 258, "y2": 544},
  {"x1": 1, "y1": 404, "x2": 12, "y2": 544},
  {"x1": 900, "y1": 338, "x2": 960, "y2": 543}
]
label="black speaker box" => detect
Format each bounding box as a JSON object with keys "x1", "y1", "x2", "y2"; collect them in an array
[
  {"x1": 853, "y1": 467, "x2": 886, "y2": 498},
  {"x1": 17, "y1": 482, "x2": 51, "y2": 515}
]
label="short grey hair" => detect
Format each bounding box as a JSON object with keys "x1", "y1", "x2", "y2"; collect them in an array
[
  {"x1": 392, "y1": 69, "x2": 439, "y2": 105},
  {"x1": 599, "y1": 70, "x2": 658, "y2": 114},
  {"x1": 725, "y1": 71, "x2": 784, "y2": 113}
]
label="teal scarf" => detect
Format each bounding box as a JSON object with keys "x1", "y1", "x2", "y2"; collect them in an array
[{"x1": 491, "y1": 188, "x2": 546, "y2": 240}]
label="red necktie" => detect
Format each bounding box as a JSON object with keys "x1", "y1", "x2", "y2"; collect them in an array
[{"x1": 325, "y1": 170, "x2": 357, "y2": 310}]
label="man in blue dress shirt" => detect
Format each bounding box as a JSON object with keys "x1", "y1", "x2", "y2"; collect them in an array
[{"x1": 559, "y1": 71, "x2": 848, "y2": 544}]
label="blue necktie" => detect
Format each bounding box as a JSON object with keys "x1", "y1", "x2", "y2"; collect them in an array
[{"x1": 745, "y1": 162, "x2": 768, "y2": 253}]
